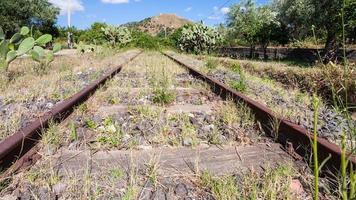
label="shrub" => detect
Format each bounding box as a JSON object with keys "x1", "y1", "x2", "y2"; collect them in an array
[
  {"x1": 30, "y1": 37, "x2": 61, "y2": 74},
  {"x1": 152, "y1": 88, "x2": 175, "y2": 105},
  {"x1": 179, "y1": 23, "x2": 222, "y2": 54},
  {"x1": 0, "y1": 26, "x2": 60, "y2": 73},
  {"x1": 101, "y1": 25, "x2": 132, "y2": 48},
  {"x1": 130, "y1": 30, "x2": 160, "y2": 50},
  {"x1": 205, "y1": 58, "x2": 219, "y2": 70}
]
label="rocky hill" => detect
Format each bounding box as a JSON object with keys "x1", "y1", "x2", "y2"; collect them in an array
[{"x1": 124, "y1": 13, "x2": 192, "y2": 36}]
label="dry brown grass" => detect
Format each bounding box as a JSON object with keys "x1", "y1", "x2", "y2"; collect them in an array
[
  {"x1": 218, "y1": 58, "x2": 356, "y2": 107},
  {"x1": 0, "y1": 50, "x2": 140, "y2": 140}
]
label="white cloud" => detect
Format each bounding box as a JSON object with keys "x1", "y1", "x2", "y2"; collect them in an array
[
  {"x1": 101, "y1": 0, "x2": 129, "y2": 4},
  {"x1": 184, "y1": 7, "x2": 192, "y2": 12},
  {"x1": 208, "y1": 16, "x2": 221, "y2": 20},
  {"x1": 220, "y1": 7, "x2": 230, "y2": 14},
  {"x1": 49, "y1": 0, "x2": 84, "y2": 15},
  {"x1": 208, "y1": 6, "x2": 230, "y2": 20}
]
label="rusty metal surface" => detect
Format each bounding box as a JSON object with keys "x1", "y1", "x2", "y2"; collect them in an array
[
  {"x1": 162, "y1": 52, "x2": 356, "y2": 172},
  {"x1": 0, "y1": 51, "x2": 142, "y2": 169}
]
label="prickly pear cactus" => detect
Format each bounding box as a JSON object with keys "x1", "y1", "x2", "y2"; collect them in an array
[
  {"x1": 0, "y1": 26, "x2": 35, "y2": 71},
  {"x1": 179, "y1": 23, "x2": 222, "y2": 54},
  {"x1": 30, "y1": 41, "x2": 62, "y2": 74},
  {"x1": 101, "y1": 25, "x2": 132, "y2": 48},
  {"x1": 0, "y1": 26, "x2": 61, "y2": 73}
]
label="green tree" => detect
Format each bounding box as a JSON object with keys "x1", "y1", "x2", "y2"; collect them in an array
[
  {"x1": 0, "y1": 0, "x2": 59, "y2": 36},
  {"x1": 227, "y1": 0, "x2": 281, "y2": 58},
  {"x1": 274, "y1": 0, "x2": 356, "y2": 62},
  {"x1": 78, "y1": 22, "x2": 107, "y2": 45},
  {"x1": 345, "y1": 0, "x2": 356, "y2": 43},
  {"x1": 228, "y1": 0, "x2": 260, "y2": 56}
]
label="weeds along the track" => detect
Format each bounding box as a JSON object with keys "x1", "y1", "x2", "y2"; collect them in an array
[
  {"x1": 165, "y1": 51, "x2": 354, "y2": 146},
  {"x1": 0, "y1": 49, "x2": 141, "y2": 140},
  {"x1": 58, "y1": 52, "x2": 265, "y2": 151},
  {"x1": 1, "y1": 52, "x2": 318, "y2": 199}
]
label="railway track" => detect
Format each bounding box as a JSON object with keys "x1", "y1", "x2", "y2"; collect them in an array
[{"x1": 0, "y1": 51, "x2": 354, "y2": 199}]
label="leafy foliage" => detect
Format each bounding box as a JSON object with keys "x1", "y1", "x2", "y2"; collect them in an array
[
  {"x1": 30, "y1": 42, "x2": 62, "y2": 74},
  {"x1": 227, "y1": 0, "x2": 281, "y2": 58},
  {"x1": 78, "y1": 23, "x2": 107, "y2": 45},
  {"x1": 0, "y1": 25, "x2": 61, "y2": 73},
  {"x1": 0, "y1": 0, "x2": 59, "y2": 37},
  {"x1": 273, "y1": 0, "x2": 355, "y2": 61},
  {"x1": 130, "y1": 30, "x2": 161, "y2": 50},
  {"x1": 179, "y1": 23, "x2": 222, "y2": 54},
  {"x1": 101, "y1": 25, "x2": 132, "y2": 48}
]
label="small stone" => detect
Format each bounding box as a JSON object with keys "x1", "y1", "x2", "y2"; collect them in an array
[
  {"x1": 174, "y1": 183, "x2": 188, "y2": 197},
  {"x1": 122, "y1": 134, "x2": 131, "y2": 143},
  {"x1": 202, "y1": 124, "x2": 214, "y2": 132},
  {"x1": 176, "y1": 96, "x2": 184, "y2": 102},
  {"x1": 188, "y1": 113, "x2": 195, "y2": 118},
  {"x1": 68, "y1": 141, "x2": 77, "y2": 150},
  {"x1": 290, "y1": 179, "x2": 304, "y2": 195},
  {"x1": 151, "y1": 188, "x2": 166, "y2": 200},
  {"x1": 182, "y1": 138, "x2": 193, "y2": 146},
  {"x1": 46, "y1": 102, "x2": 54, "y2": 109},
  {"x1": 38, "y1": 187, "x2": 51, "y2": 199},
  {"x1": 189, "y1": 117, "x2": 199, "y2": 126},
  {"x1": 204, "y1": 115, "x2": 215, "y2": 123},
  {"x1": 52, "y1": 182, "x2": 67, "y2": 195}
]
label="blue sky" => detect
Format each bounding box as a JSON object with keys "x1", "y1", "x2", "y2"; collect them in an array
[{"x1": 51, "y1": 0, "x2": 269, "y2": 29}]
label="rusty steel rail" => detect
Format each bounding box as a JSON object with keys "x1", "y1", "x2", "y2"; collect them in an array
[
  {"x1": 0, "y1": 51, "x2": 142, "y2": 170},
  {"x1": 162, "y1": 52, "x2": 356, "y2": 173}
]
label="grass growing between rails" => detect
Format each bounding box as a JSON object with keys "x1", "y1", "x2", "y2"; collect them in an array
[
  {"x1": 214, "y1": 56, "x2": 355, "y2": 108},
  {"x1": 0, "y1": 50, "x2": 140, "y2": 140},
  {"x1": 200, "y1": 165, "x2": 300, "y2": 200}
]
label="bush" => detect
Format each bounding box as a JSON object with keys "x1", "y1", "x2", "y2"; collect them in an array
[
  {"x1": 130, "y1": 30, "x2": 160, "y2": 50},
  {"x1": 179, "y1": 23, "x2": 222, "y2": 54},
  {"x1": 205, "y1": 58, "x2": 219, "y2": 70},
  {"x1": 101, "y1": 25, "x2": 132, "y2": 48},
  {"x1": 221, "y1": 59, "x2": 356, "y2": 107}
]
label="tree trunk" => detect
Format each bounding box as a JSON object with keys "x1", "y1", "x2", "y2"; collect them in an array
[
  {"x1": 263, "y1": 43, "x2": 269, "y2": 60},
  {"x1": 323, "y1": 30, "x2": 338, "y2": 63},
  {"x1": 249, "y1": 45, "x2": 255, "y2": 58}
]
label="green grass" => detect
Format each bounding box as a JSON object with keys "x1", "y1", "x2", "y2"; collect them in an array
[
  {"x1": 200, "y1": 165, "x2": 296, "y2": 200},
  {"x1": 152, "y1": 88, "x2": 175, "y2": 105},
  {"x1": 229, "y1": 63, "x2": 247, "y2": 92},
  {"x1": 201, "y1": 171, "x2": 239, "y2": 200},
  {"x1": 84, "y1": 118, "x2": 98, "y2": 129},
  {"x1": 42, "y1": 122, "x2": 62, "y2": 148},
  {"x1": 110, "y1": 167, "x2": 125, "y2": 180},
  {"x1": 97, "y1": 117, "x2": 123, "y2": 147},
  {"x1": 205, "y1": 58, "x2": 219, "y2": 70}
]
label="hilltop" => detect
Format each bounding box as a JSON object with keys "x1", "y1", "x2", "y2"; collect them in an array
[{"x1": 124, "y1": 13, "x2": 192, "y2": 36}]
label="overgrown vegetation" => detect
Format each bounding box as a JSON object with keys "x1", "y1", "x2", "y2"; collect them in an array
[
  {"x1": 223, "y1": 0, "x2": 356, "y2": 62},
  {"x1": 201, "y1": 165, "x2": 296, "y2": 200},
  {"x1": 101, "y1": 25, "x2": 132, "y2": 48},
  {"x1": 0, "y1": 26, "x2": 61, "y2": 74},
  {"x1": 179, "y1": 23, "x2": 222, "y2": 54}
]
